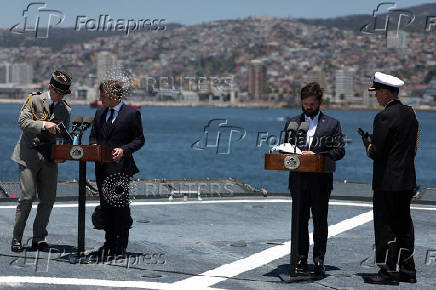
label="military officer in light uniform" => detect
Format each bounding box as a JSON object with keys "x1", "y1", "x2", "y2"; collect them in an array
[{"x1": 10, "y1": 70, "x2": 72, "y2": 252}]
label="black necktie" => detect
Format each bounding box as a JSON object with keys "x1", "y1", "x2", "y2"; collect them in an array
[
  {"x1": 107, "y1": 109, "x2": 114, "y2": 124},
  {"x1": 49, "y1": 102, "x2": 54, "y2": 115}
]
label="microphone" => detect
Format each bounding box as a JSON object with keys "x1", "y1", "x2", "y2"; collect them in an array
[
  {"x1": 81, "y1": 116, "x2": 94, "y2": 132},
  {"x1": 74, "y1": 116, "x2": 94, "y2": 145},
  {"x1": 294, "y1": 122, "x2": 309, "y2": 153},
  {"x1": 71, "y1": 115, "x2": 83, "y2": 134},
  {"x1": 286, "y1": 122, "x2": 298, "y2": 144},
  {"x1": 57, "y1": 122, "x2": 73, "y2": 144}
]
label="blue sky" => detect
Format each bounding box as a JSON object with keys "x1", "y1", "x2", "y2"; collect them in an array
[{"x1": 1, "y1": 0, "x2": 432, "y2": 28}]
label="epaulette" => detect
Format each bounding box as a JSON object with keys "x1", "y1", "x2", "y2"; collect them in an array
[
  {"x1": 31, "y1": 91, "x2": 42, "y2": 95},
  {"x1": 61, "y1": 99, "x2": 71, "y2": 108}
]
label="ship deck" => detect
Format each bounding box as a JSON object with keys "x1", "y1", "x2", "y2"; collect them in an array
[{"x1": 0, "y1": 181, "x2": 435, "y2": 289}]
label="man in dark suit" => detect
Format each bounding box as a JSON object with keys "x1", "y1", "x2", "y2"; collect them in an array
[
  {"x1": 361, "y1": 72, "x2": 418, "y2": 285},
  {"x1": 284, "y1": 82, "x2": 345, "y2": 276},
  {"x1": 89, "y1": 80, "x2": 145, "y2": 257}
]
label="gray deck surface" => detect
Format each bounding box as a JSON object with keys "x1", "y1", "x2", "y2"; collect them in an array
[{"x1": 0, "y1": 194, "x2": 435, "y2": 289}]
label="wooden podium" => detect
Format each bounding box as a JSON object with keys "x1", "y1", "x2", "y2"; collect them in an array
[
  {"x1": 264, "y1": 153, "x2": 335, "y2": 281},
  {"x1": 52, "y1": 145, "x2": 112, "y2": 257},
  {"x1": 52, "y1": 144, "x2": 112, "y2": 162},
  {"x1": 264, "y1": 153, "x2": 335, "y2": 173}
]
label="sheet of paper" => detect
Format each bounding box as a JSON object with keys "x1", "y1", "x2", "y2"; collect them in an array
[{"x1": 270, "y1": 143, "x2": 302, "y2": 154}]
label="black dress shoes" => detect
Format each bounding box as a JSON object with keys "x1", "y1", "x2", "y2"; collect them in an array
[
  {"x1": 295, "y1": 258, "x2": 308, "y2": 273},
  {"x1": 32, "y1": 241, "x2": 51, "y2": 252},
  {"x1": 11, "y1": 239, "x2": 24, "y2": 252},
  {"x1": 314, "y1": 261, "x2": 326, "y2": 276},
  {"x1": 364, "y1": 270, "x2": 399, "y2": 286},
  {"x1": 313, "y1": 256, "x2": 326, "y2": 276},
  {"x1": 399, "y1": 272, "x2": 417, "y2": 283}
]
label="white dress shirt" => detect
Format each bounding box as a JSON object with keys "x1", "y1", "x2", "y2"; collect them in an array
[
  {"x1": 106, "y1": 101, "x2": 124, "y2": 123},
  {"x1": 304, "y1": 111, "x2": 320, "y2": 150}
]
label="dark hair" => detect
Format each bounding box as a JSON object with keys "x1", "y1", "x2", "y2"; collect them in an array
[
  {"x1": 301, "y1": 82, "x2": 323, "y2": 101},
  {"x1": 99, "y1": 80, "x2": 124, "y2": 97},
  {"x1": 388, "y1": 87, "x2": 399, "y2": 97}
]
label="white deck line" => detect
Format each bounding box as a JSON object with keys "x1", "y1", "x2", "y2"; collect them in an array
[
  {"x1": 166, "y1": 210, "x2": 374, "y2": 289},
  {"x1": 0, "y1": 276, "x2": 224, "y2": 289},
  {"x1": 0, "y1": 199, "x2": 434, "y2": 211}
]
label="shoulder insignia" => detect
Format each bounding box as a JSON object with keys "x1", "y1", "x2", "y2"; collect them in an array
[
  {"x1": 61, "y1": 99, "x2": 71, "y2": 108},
  {"x1": 31, "y1": 91, "x2": 42, "y2": 95}
]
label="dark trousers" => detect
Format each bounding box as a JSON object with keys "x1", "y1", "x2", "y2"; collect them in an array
[
  {"x1": 373, "y1": 190, "x2": 415, "y2": 274},
  {"x1": 291, "y1": 188, "x2": 330, "y2": 262},
  {"x1": 96, "y1": 174, "x2": 132, "y2": 252}
]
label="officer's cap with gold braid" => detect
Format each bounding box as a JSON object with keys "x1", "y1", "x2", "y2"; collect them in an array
[{"x1": 50, "y1": 70, "x2": 72, "y2": 94}]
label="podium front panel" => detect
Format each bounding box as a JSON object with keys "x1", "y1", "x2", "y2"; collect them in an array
[
  {"x1": 264, "y1": 153, "x2": 335, "y2": 173},
  {"x1": 52, "y1": 145, "x2": 113, "y2": 162}
]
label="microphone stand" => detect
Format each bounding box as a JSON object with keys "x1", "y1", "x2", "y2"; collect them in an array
[
  {"x1": 75, "y1": 124, "x2": 86, "y2": 260},
  {"x1": 293, "y1": 129, "x2": 300, "y2": 154}
]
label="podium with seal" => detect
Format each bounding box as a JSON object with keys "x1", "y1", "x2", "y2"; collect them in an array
[
  {"x1": 264, "y1": 153, "x2": 335, "y2": 173},
  {"x1": 265, "y1": 153, "x2": 336, "y2": 281},
  {"x1": 52, "y1": 144, "x2": 112, "y2": 259}
]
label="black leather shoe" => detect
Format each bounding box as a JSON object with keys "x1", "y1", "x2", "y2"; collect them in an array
[
  {"x1": 399, "y1": 273, "x2": 417, "y2": 283},
  {"x1": 90, "y1": 245, "x2": 116, "y2": 262},
  {"x1": 11, "y1": 239, "x2": 24, "y2": 252},
  {"x1": 32, "y1": 241, "x2": 51, "y2": 252},
  {"x1": 314, "y1": 264, "x2": 325, "y2": 276},
  {"x1": 295, "y1": 258, "x2": 308, "y2": 273},
  {"x1": 364, "y1": 270, "x2": 399, "y2": 286}
]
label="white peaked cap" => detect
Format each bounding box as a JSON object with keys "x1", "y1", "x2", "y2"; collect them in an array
[{"x1": 368, "y1": 72, "x2": 404, "y2": 91}]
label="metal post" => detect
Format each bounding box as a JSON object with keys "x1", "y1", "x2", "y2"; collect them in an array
[{"x1": 78, "y1": 160, "x2": 86, "y2": 255}]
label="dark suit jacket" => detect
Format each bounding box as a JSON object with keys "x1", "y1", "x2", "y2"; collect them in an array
[
  {"x1": 367, "y1": 100, "x2": 418, "y2": 192},
  {"x1": 89, "y1": 104, "x2": 145, "y2": 178},
  {"x1": 284, "y1": 112, "x2": 345, "y2": 194}
]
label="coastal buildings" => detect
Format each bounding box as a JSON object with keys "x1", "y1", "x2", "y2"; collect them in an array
[
  {"x1": 0, "y1": 14, "x2": 435, "y2": 107},
  {"x1": 96, "y1": 51, "x2": 118, "y2": 82},
  {"x1": 248, "y1": 60, "x2": 267, "y2": 100},
  {"x1": 335, "y1": 68, "x2": 355, "y2": 104},
  {"x1": 0, "y1": 63, "x2": 33, "y2": 85}
]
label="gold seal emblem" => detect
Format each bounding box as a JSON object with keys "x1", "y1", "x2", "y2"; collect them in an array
[
  {"x1": 69, "y1": 146, "x2": 84, "y2": 160},
  {"x1": 284, "y1": 155, "x2": 300, "y2": 170}
]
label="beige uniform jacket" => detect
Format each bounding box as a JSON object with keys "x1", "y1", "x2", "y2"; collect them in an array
[{"x1": 11, "y1": 91, "x2": 71, "y2": 167}]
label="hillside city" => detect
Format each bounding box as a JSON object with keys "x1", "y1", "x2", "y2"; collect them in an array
[{"x1": 0, "y1": 15, "x2": 435, "y2": 108}]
